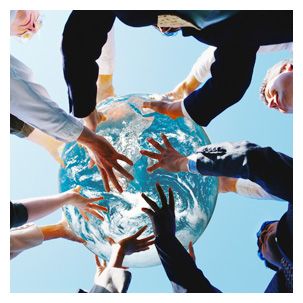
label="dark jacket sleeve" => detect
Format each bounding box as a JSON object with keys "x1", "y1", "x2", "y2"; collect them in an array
[
  {"x1": 10, "y1": 202, "x2": 28, "y2": 228},
  {"x1": 61, "y1": 11, "x2": 116, "y2": 118},
  {"x1": 183, "y1": 43, "x2": 259, "y2": 126},
  {"x1": 192, "y1": 141, "x2": 292, "y2": 202},
  {"x1": 155, "y1": 235, "x2": 221, "y2": 293},
  {"x1": 10, "y1": 114, "x2": 34, "y2": 138}
]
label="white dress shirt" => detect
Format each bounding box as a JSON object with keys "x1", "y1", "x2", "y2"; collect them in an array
[{"x1": 10, "y1": 55, "x2": 84, "y2": 142}]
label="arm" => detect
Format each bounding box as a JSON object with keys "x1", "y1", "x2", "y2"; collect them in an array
[
  {"x1": 140, "y1": 136, "x2": 292, "y2": 201},
  {"x1": 10, "y1": 55, "x2": 84, "y2": 143},
  {"x1": 189, "y1": 141, "x2": 292, "y2": 201},
  {"x1": 62, "y1": 11, "x2": 116, "y2": 118},
  {"x1": 182, "y1": 44, "x2": 259, "y2": 126},
  {"x1": 13, "y1": 186, "x2": 106, "y2": 223},
  {"x1": 156, "y1": 235, "x2": 220, "y2": 293},
  {"x1": 141, "y1": 183, "x2": 220, "y2": 293}
]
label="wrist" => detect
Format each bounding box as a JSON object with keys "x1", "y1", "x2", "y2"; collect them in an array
[
  {"x1": 108, "y1": 244, "x2": 125, "y2": 268},
  {"x1": 39, "y1": 223, "x2": 63, "y2": 241},
  {"x1": 77, "y1": 126, "x2": 97, "y2": 147}
]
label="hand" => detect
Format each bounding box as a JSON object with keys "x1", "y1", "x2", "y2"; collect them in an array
[
  {"x1": 163, "y1": 82, "x2": 186, "y2": 100},
  {"x1": 218, "y1": 176, "x2": 237, "y2": 193},
  {"x1": 94, "y1": 255, "x2": 107, "y2": 277},
  {"x1": 188, "y1": 241, "x2": 196, "y2": 262},
  {"x1": 107, "y1": 226, "x2": 155, "y2": 268},
  {"x1": 107, "y1": 226, "x2": 155, "y2": 256},
  {"x1": 57, "y1": 214, "x2": 86, "y2": 243},
  {"x1": 141, "y1": 183, "x2": 175, "y2": 237},
  {"x1": 83, "y1": 109, "x2": 107, "y2": 132},
  {"x1": 142, "y1": 99, "x2": 184, "y2": 120},
  {"x1": 65, "y1": 186, "x2": 107, "y2": 222},
  {"x1": 78, "y1": 127, "x2": 134, "y2": 193},
  {"x1": 140, "y1": 133, "x2": 188, "y2": 173}
]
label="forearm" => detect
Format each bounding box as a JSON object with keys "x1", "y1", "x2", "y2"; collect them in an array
[
  {"x1": 183, "y1": 44, "x2": 258, "y2": 126},
  {"x1": 39, "y1": 223, "x2": 65, "y2": 241},
  {"x1": 16, "y1": 192, "x2": 71, "y2": 222},
  {"x1": 108, "y1": 245, "x2": 125, "y2": 268},
  {"x1": 156, "y1": 235, "x2": 220, "y2": 293},
  {"x1": 188, "y1": 141, "x2": 292, "y2": 201},
  {"x1": 62, "y1": 11, "x2": 115, "y2": 118}
]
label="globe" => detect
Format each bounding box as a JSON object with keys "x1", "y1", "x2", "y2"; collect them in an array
[{"x1": 59, "y1": 94, "x2": 218, "y2": 267}]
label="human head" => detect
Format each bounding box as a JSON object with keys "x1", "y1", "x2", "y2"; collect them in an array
[
  {"x1": 257, "y1": 220, "x2": 281, "y2": 271},
  {"x1": 260, "y1": 59, "x2": 293, "y2": 113},
  {"x1": 10, "y1": 10, "x2": 42, "y2": 39}
]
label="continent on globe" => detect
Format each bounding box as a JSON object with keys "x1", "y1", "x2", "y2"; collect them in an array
[{"x1": 59, "y1": 94, "x2": 218, "y2": 267}]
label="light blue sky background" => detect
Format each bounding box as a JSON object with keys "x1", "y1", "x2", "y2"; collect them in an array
[{"x1": 10, "y1": 10, "x2": 292, "y2": 293}]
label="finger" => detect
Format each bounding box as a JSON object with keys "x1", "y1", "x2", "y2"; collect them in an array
[
  {"x1": 87, "y1": 203, "x2": 108, "y2": 213},
  {"x1": 73, "y1": 235, "x2": 86, "y2": 244},
  {"x1": 113, "y1": 162, "x2": 134, "y2": 180},
  {"x1": 107, "y1": 168, "x2": 123, "y2": 193},
  {"x1": 146, "y1": 162, "x2": 162, "y2": 173},
  {"x1": 106, "y1": 236, "x2": 115, "y2": 245},
  {"x1": 133, "y1": 246, "x2": 150, "y2": 253},
  {"x1": 132, "y1": 225, "x2": 147, "y2": 238},
  {"x1": 86, "y1": 196, "x2": 104, "y2": 203},
  {"x1": 168, "y1": 187, "x2": 175, "y2": 212},
  {"x1": 88, "y1": 158, "x2": 95, "y2": 169},
  {"x1": 141, "y1": 193, "x2": 159, "y2": 211},
  {"x1": 57, "y1": 156, "x2": 66, "y2": 168},
  {"x1": 161, "y1": 133, "x2": 173, "y2": 149},
  {"x1": 141, "y1": 207, "x2": 154, "y2": 218},
  {"x1": 85, "y1": 209, "x2": 105, "y2": 221},
  {"x1": 95, "y1": 255, "x2": 101, "y2": 267},
  {"x1": 147, "y1": 137, "x2": 165, "y2": 152},
  {"x1": 73, "y1": 185, "x2": 81, "y2": 193},
  {"x1": 188, "y1": 241, "x2": 196, "y2": 262},
  {"x1": 101, "y1": 259, "x2": 107, "y2": 268},
  {"x1": 156, "y1": 183, "x2": 167, "y2": 207},
  {"x1": 100, "y1": 168, "x2": 110, "y2": 192},
  {"x1": 137, "y1": 235, "x2": 155, "y2": 243},
  {"x1": 140, "y1": 150, "x2": 161, "y2": 160},
  {"x1": 79, "y1": 209, "x2": 89, "y2": 221},
  {"x1": 117, "y1": 154, "x2": 133, "y2": 166}
]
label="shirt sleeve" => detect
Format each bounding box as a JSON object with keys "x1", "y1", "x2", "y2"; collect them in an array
[
  {"x1": 10, "y1": 55, "x2": 84, "y2": 143},
  {"x1": 190, "y1": 46, "x2": 216, "y2": 83},
  {"x1": 89, "y1": 267, "x2": 132, "y2": 293},
  {"x1": 10, "y1": 202, "x2": 28, "y2": 228},
  {"x1": 155, "y1": 235, "x2": 221, "y2": 293},
  {"x1": 187, "y1": 141, "x2": 292, "y2": 202},
  {"x1": 10, "y1": 223, "x2": 44, "y2": 259},
  {"x1": 183, "y1": 44, "x2": 259, "y2": 126},
  {"x1": 258, "y1": 42, "x2": 293, "y2": 53},
  {"x1": 96, "y1": 27, "x2": 115, "y2": 75},
  {"x1": 235, "y1": 178, "x2": 282, "y2": 201}
]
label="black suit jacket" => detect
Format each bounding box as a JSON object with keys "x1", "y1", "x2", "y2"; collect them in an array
[{"x1": 62, "y1": 11, "x2": 292, "y2": 124}]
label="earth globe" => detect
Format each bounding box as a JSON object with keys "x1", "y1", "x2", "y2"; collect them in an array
[{"x1": 59, "y1": 94, "x2": 218, "y2": 267}]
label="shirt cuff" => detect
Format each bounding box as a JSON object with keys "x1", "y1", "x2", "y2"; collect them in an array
[{"x1": 187, "y1": 154, "x2": 200, "y2": 174}]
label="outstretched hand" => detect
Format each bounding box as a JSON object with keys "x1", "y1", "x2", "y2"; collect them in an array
[
  {"x1": 106, "y1": 226, "x2": 155, "y2": 268},
  {"x1": 141, "y1": 183, "x2": 176, "y2": 237},
  {"x1": 140, "y1": 134, "x2": 188, "y2": 173},
  {"x1": 78, "y1": 127, "x2": 134, "y2": 193},
  {"x1": 66, "y1": 185, "x2": 107, "y2": 222},
  {"x1": 142, "y1": 99, "x2": 184, "y2": 120}
]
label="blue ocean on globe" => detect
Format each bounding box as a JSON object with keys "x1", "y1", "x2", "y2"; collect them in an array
[{"x1": 59, "y1": 94, "x2": 218, "y2": 267}]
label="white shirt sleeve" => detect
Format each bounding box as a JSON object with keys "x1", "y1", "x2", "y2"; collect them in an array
[
  {"x1": 190, "y1": 46, "x2": 216, "y2": 83},
  {"x1": 258, "y1": 42, "x2": 293, "y2": 53},
  {"x1": 96, "y1": 27, "x2": 115, "y2": 75},
  {"x1": 189, "y1": 42, "x2": 292, "y2": 85},
  {"x1": 10, "y1": 223, "x2": 44, "y2": 260},
  {"x1": 89, "y1": 267, "x2": 131, "y2": 293},
  {"x1": 10, "y1": 55, "x2": 84, "y2": 142},
  {"x1": 235, "y1": 178, "x2": 281, "y2": 200}
]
